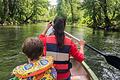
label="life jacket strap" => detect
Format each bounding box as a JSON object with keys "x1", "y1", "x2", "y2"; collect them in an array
[{"x1": 54, "y1": 62, "x2": 72, "y2": 73}]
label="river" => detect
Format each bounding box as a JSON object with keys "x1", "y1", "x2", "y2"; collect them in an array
[{"x1": 0, "y1": 23, "x2": 120, "y2": 80}]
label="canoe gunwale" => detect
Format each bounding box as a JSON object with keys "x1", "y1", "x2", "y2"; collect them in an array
[{"x1": 81, "y1": 61, "x2": 99, "y2": 80}]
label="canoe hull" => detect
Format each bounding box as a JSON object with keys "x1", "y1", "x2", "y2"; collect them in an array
[{"x1": 70, "y1": 58, "x2": 98, "y2": 80}]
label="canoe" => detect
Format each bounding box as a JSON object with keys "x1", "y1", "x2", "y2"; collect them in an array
[{"x1": 70, "y1": 58, "x2": 99, "y2": 80}]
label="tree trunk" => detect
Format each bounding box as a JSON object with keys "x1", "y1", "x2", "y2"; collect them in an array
[
  {"x1": 99, "y1": 0, "x2": 111, "y2": 30},
  {"x1": 97, "y1": 7, "x2": 102, "y2": 26},
  {"x1": 8, "y1": 0, "x2": 17, "y2": 18},
  {"x1": 22, "y1": 13, "x2": 34, "y2": 24},
  {"x1": 0, "y1": 0, "x2": 9, "y2": 24},
  {"x1": 69, "y1": 0, "x2": 74, "y2": 26},
  {"x1": 92, "y1": 1, "x2": 97, "y2": 29}
]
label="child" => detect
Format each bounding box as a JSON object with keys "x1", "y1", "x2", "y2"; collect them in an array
[{"x1": 10, "y1": 37, "x2": 57, "y2": 80}]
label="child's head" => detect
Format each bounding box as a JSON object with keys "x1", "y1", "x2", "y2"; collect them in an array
[{"x1": 22, "y1": 37, "x2": 43, "y2": 61}]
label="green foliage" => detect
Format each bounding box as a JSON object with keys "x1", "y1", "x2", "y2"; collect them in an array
[
  {"x1": 0, "y1": 0, "x2": 120, "y2": 30},
  {"x1": 56, "y1": 0, "x2": 68, "y2": 17},
  {"x1": 0, "y1": 0, "x2": 49, "y2": 24},
  {"x1": 81, "y1": 0, "x2": 120, "y2": 30},
  {"x1": 56, "y1": 0, "x2": 81, "y2": 24}
]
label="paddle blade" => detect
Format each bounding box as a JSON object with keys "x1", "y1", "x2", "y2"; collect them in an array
[{"x1": 105, "y1": 55, "x2": 120, "y2": 70}]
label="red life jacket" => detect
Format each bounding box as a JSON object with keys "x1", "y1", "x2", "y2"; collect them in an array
[
  {"x1": 39, "y1": 35, "x2": 85, "y2": 80},
  {"x1": 46, "y1": 36, "x2": 72, "y2": 72}
]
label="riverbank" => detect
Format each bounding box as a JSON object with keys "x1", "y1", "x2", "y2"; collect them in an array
[
  {"x1": 87, "y1": 25, "x2": 120, "y2": 32},
  {"x1": 0, "y1": 20, "x2": 49, "y2": 26}
]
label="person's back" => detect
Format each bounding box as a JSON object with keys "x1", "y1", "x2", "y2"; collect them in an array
[
  {"x1": 39, "y1": 16, "x2": 85, "y2": 80},
  {"x1": 10, "y1": 37, "x2": 57, "y2": 80}
]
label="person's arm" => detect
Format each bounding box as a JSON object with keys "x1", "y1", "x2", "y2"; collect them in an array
[
  {"x1": 41, "y1": 22, "x2": 52, "y2": 35},
  {"x1": 70, "y1": 40, "x2": 85, "y2": 62}
]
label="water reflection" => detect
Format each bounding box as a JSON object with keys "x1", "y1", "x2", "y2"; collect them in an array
[{"x1": 0, "y1": 23, "x2": 120, "y2": 80}]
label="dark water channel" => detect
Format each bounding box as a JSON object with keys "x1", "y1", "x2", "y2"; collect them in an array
[{"x1": 0, "y1": 23, "x2": 120, "y2": 80}]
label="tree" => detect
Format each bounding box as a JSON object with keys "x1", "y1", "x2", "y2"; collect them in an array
[{"x1": 98, "y1": 0, "x2": 111, "y2": 30}]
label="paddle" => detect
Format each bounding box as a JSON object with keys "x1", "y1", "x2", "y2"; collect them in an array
[{"x1": 64, "y1": 31, "x2": 120, "y2": 70}]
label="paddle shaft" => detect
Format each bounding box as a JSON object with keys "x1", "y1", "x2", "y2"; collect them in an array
[{"x1": 64, "y1": 31, "x2": 106, "y2": 56}]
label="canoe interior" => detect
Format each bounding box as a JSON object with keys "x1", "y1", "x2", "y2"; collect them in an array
[{"x1": 70, "y1": 59, "x2": 90, "y2": 80}]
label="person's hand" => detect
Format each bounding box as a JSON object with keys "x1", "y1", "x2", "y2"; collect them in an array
[
  {"x1": 79, "y1": 40, "x2": 85, "y2": 47},
  {"x1": 47, "y1": 22, "x2": 53, "y2": 29},
  {"x1": 79, "y1": 40, "x2": 85, "y2": 54},
  {"x1": 42, "y1": 22, "x2": 53, "y2": 35}
]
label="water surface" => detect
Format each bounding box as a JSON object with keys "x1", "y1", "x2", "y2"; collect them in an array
[{"x1": 0, "y1": 23, "x2": 120, "y2": 80}]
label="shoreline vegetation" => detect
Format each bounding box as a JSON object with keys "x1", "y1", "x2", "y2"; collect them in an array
[
  {"x1": 0, "y1": 20, "x2": 49, "y2": 26},
  {"x1": 88, "y1": 25, "x2": 120, "y2": 32},
  {"x1": 0, "y1": 20, "x2": 120, "y2": 32},
  {"x1": 0, "y1": 0, "x2": 120, "y2": 32}
]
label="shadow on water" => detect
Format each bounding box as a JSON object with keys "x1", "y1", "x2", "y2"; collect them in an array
[{"x1": 0, "y1": 23, "x2": 120, "y2": 80}]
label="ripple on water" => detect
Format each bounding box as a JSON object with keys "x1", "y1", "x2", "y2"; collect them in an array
[{"x1": 0, "y1": 24, "x2": 120, "y2": 79}]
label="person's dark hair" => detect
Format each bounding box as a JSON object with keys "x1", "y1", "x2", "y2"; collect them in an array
[
  {"x1": 53, "y1": 16, "x2": 66, "y2": 48},
  {"x1": 22, "y1": 37, "x2": 43, "y2": 61}
]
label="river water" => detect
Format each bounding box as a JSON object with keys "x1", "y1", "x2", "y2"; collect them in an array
[{"x1": 0, "y1": 23, "x2": 120, "y2": 80}]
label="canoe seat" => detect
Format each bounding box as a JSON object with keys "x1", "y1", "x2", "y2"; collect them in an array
[{"x1": 71, "y1": 75, "x2": 89, "y2": 80}]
